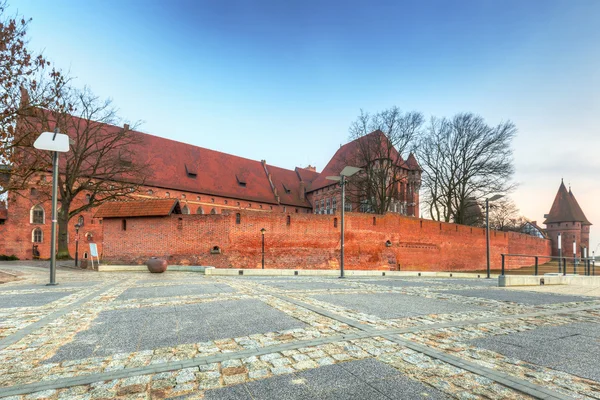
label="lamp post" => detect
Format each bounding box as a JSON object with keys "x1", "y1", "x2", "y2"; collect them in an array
[
  {"x1": 558, "y1": 233, "x2": 562, "y2": 273},
  {"x1": 260, "y1": 228, "x2": 266, "y2": 269},
  {"x1": 573, "y1": 241, "x2": 577, "y2": 274},
  {"x1": 74, "y1": 223, "x2": 81, "y2": 267},
  {"x1": 486, "y1": 194, "x2": 504, "y2": 279},
  {"x1": 33, "y1": 129, "x2": 71, "y2": 286},
  {"x1": 326, "y1": 166, "x2": 362, "y2": 278}
]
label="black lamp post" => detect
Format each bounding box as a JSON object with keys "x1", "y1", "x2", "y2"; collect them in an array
[
  {"x1": 74, "y1": 223, "x2": 81, "y2": 267},
  {"x1": 260, "y1": 228, "x2": 266, "y2": 269},
  {"x1": 486, "y1": 194, "x2": 504, "y2": 279}
]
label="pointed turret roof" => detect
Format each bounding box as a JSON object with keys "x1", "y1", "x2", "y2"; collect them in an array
[
  {"x1": 544, "y1": 181, "x2": 591, "y2": 225},
  {"x1": 406, "y1": 153, "x2": 421, "y2": 170}
]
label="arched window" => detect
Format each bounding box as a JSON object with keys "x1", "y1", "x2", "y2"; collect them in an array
[
  {"x1": 30, "y1": 205, "x2": 45, "y2": 224},
  {"x1": 286, "y1": 215, "x2": 291, "y2": 226},
  {"x1": 122, "y1": 219, "x2": 127, "y2": 231},
  {"x1": 373, "y1": 217, "x2": 376, "y2": 226},
  {"x1": 30, "y1": 188, "x2": 37, "y2": 196},
  {"x1": 181, "y1": 194, "x2": 186, "y2": 199},
  {"x1": 235, "y1": 213, "x2": 241, "y2": 224},
  {"x1": 147, "y1": 189, "x2": 153, "y2": 196},
  {"x1": 32, "y1": 228, "x2": 43, "y2": 243},
  {"x1": 165, "y1": 192, "x2": 170, "y2": 198},
  {"x1": 85, "y1": 232, "x2": 93, "y2": 242},
  {"x1": 182, "y1": 205, "x2": 190, "y2": 214},
  {"x1": 334, "y1": 218, "x2": 338, "y2": 228},
  {"x1": 85, "y1": 194, "x2": 91, "y2": 204},
  {"x1": 210, "y1": 208, "x2": 217, "y2": 215},
  {"x1": 196, "y1": 207, "x2": 204, "y2": 214},
  {"x1": 78, "y1": 215, "x2": 84, "y2": 226}
]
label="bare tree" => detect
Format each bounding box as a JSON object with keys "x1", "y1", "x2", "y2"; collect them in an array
[
  {"x1": 0, "y1": 1, "x2": 68, "y2": 172},
  {"x1": 418, "y1": 113, "x2": 516, "y2": 225},
  {"x1": 9, "y1": 86, "x2": 149, "y2": 258},
  {"x1": 344, "y1": 107, "x2": 424, "y2": 214},
  {"x1": 488, "y1": 198, "x2": 519, "y2": 230}
]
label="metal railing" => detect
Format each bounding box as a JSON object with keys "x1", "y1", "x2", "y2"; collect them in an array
[{"x1": 500, "y1": 254, "x2": 597, "y2": 276}]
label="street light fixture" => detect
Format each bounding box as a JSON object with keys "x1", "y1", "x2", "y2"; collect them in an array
[
  {"x1": 486, "y1": 194, "x2": 504, "y2": 279},
  {"x1": 557, "y1": 233, "x2": 562, "y2": 273},
  {"x1": 74, "y1": 223, "x2": 82, "y2": 267},
  {"x1": 260, "y1": 228, "x2": 266, "y2": 269},
  {"x1": 33, "y1": 129, "x2": 71, "y2": 286},
  {"x1": 326, "y1": 166, "x2": 362, "y2": 278}
]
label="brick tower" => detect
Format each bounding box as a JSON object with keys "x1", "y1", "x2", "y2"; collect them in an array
[{"x1": 544, "y1": 180, "x2": 592, "y2": 257}]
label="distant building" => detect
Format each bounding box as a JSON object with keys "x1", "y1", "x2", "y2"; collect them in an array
[
  {"x1": 520, "y1": 221, "x2": 546, "y2": 239},
  {"x1": 0, "y1": 115, "x2": 421, "y2": 259},
  {"x1": 544, "y1": 180, "x2": 592, "y2": 257}
]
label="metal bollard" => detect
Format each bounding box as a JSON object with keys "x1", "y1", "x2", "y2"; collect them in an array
[
  {"x1": 501, "y1": 254, "x2": 505, "y2": 276},
  {"x1": 534, "y1": 256, "x2": 538, "y2": 276},
  {"x1": 563, "y1": 258, "x2": 567, "y2": 276}
]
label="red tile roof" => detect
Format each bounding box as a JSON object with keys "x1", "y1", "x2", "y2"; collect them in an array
[
  {"x1": 406, "y1": 153, "x2": 421, "y2": 170},
  {"x1": 22, "y1": 111, "x2": 312, "y2": 208},
  {"x1": 94, "y1": 199, "x2": 181, "y2": 218},
  {"x1": 267, "y1": 164, "x2": 312, "y2": 208},
  {"x1": 309, "y1": 130, "x2": 416, "y2": 192},
  {"x1": 544, "y1": 181, "x2": 591, "y2": 225}
]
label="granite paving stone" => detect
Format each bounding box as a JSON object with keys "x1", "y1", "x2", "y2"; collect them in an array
[
  {"x1": 311, "y1": 293, "x2": 489, "y2": 318},
  {"x1": 440, "y1": 288, "x2": 592, "y2": 305},
  {"x1": 0, "y1": 292, "x2": 74, "y2": 308},
  {"x1": 117, "y1": 283, "x2": 235, "y2": 300},
  {"x1": 46, "y1": 299, "x2": 306, "y2": 362},
  {"x1": 3, "y1": 264, "x2": 600, "y2": 400},
  {"x1": 471, "y1": 322, "x2": 600, "y2": 381}
]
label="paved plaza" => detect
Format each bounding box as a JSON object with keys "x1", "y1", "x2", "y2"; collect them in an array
[{"x1": 1, "y1": 264, "x2": 600, "y2": 399}]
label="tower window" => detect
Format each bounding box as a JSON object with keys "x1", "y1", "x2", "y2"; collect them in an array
[
  {"x1": 31, "y1": 205, "x2": 45, "y2": 224},
  {"x1": 32, "y1": 228, "x2": 43, "y2": 243}
]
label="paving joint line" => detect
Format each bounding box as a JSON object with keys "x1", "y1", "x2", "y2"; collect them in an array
[
  {"x1": 271, "y1": 292, "x2": 582, "y2": 400},
  {"x1": 1, "y1": 282, "x2": 598, "y2": 397},
  {"x1": 0, "y1": 281, "x2": 120, "y2": 350},
  {"x1": 381, "y1": 334, "x2": 574, "y2": 400},
  {"x1": 0, "y1": 331, "x2": 372, "y2": 398}
]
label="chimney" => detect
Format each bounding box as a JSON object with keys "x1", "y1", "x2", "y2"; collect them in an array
[
  {"x1": 299, "y1": 182, "x2": 305, "y2": 200},
  {"x1": 123, "y1": 123, "x2": 130, "y2": 131}
]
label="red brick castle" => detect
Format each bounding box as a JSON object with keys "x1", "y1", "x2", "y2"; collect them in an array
[{"x1": 0, "y1": 117, "x2": 421, "y2": 260}]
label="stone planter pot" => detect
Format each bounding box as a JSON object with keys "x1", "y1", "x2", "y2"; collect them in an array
[{"x1": 146, "y1": 257, "x2": 168, "y2": 273}]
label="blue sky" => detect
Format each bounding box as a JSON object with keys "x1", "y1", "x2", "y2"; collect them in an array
[{"x1": 12, "y1": 0, "x2": 600, "y2": 251}]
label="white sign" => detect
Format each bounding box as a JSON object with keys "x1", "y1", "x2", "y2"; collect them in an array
[
  {"x1": 90, "y1": 243, "x2": 98, "y2": 257},
  {"x1": 33, "y1": 131, "x2": 70, "y2": 153}
]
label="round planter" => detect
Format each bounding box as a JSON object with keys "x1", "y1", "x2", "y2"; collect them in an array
[{"x1": 146, "y1": 257, "x2": 167, "y2": 273}]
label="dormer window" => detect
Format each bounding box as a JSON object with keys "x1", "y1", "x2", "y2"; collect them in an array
[
  {"x1": 185, "y1": 164, "x2": 197, "y2": 178},
  {"x1": 236, "y1": 175, "x2": 247, "y2": 187}
]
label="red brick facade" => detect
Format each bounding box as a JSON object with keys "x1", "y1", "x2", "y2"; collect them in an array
[{"x1": 100, "y1": 211, "x2": 551, "y2": 271}]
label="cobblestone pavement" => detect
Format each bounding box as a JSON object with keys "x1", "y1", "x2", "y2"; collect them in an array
[{"x1": 1, "y1": 264, "x2": 600, "y2": 399}]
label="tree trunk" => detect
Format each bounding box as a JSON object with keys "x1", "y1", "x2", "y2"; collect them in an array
[{"x1": 57, "y1": 206, "x2": 71, "y2": 259}]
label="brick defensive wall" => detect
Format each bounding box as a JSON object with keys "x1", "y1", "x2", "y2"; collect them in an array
[{"x1": 100, "y1": 211, "x2": 551, "y2": 271}]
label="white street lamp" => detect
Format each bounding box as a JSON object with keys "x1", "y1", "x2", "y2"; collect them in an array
[
  {"x1": 486, "y1": 194, "x2": 504, "y2": 278},
  {"x1": 33, "y1": 129, "x2": 71, "y2": 285},
  {"x1": 327, "y1": 166, "x2": 362, "y2": 278}
]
